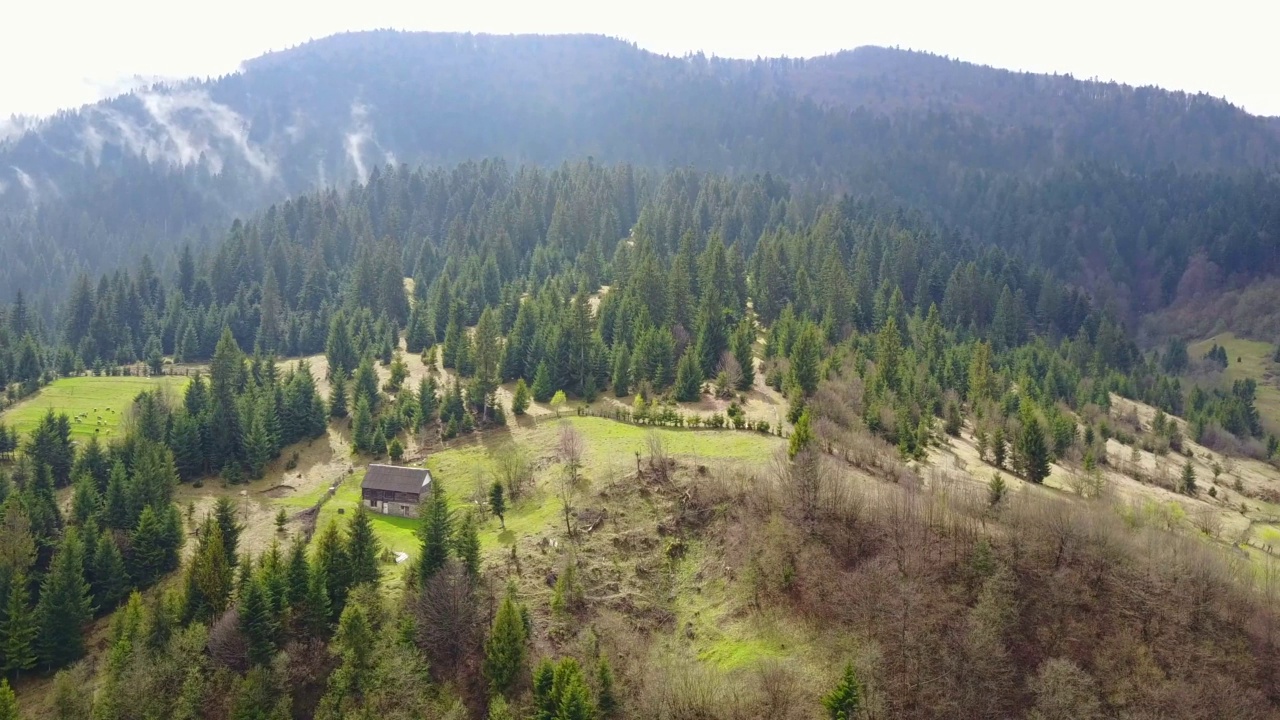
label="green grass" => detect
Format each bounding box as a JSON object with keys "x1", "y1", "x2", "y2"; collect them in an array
[
  {"x1": 669, "y1": 542, "x2": 815, "y2": 671},
  {"x1": 293, "y1": 417, "x2": 780, "y2": 580},
  {"x1": 2, "y1": 375, "x2": 189, "y2": 442},
  {"x1": 1188, "y1": 332, "x2": 1280, "y2": 433}
]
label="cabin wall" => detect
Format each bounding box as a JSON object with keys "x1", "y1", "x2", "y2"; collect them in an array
[{"x1": 361, "y1": 488, "x2": 421, "y2": 518}]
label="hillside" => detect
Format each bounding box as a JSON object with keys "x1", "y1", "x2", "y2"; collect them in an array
[
  {"x1": 5, "y1": 29, "x2": 1280, "y2": 720},
  {"x1": 3, "y1": 31, "x2": 1280, "y2": 315}
]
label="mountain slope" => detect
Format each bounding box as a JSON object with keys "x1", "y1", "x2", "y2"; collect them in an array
[{"x1": 2, "y1": 31, "x2": 1279, "y2": 316}]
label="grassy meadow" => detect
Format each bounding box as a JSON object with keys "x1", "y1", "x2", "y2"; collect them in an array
[{"x1": 2, "y1": 375, "x2": 189, "y2": 442}]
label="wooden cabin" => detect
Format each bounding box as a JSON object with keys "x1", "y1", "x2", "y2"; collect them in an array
[{"x1": 360, "y1": 464, "x2": 432, "y2": 517}]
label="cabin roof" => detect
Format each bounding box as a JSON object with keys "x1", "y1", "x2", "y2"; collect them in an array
[{"x1": 361, "y1": 464, "x2": 432, "y2": 496}]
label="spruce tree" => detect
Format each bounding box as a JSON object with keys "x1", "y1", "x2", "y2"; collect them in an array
[
  {"x1": 352, "y1": 396, "x2": 374, "y2": 454},
  {"x1": 353, "y1": 356, "x2": 380, "y2": 413},
  {"x1": 214, "y1": 496, "x2": 244, "y2": 567},
  {"x1": 183, "y1": 518, "x2": 232, "y2": 623},
  {"x1": 314, "y1": 520, "x2": 350, "y2": 620},
  {"x1": 325, "y1": 312, "x2": 356, "y2": 379},
  {"x1": 483, "y1": 585, "x2": 528, "y2": 697},
  {"x1": 822, "y1": 663, "x2": 862, "y2": 720},
  {"x1": 239, "y1": 577, "x2": 278, "y2": 667},
  {"x1": 346, "y1": 506, "x2": 381, "y2": 588},
  {"x1": 611, "y1": 344, "x2": 631, "y2": 397},
  {"x1": 417, "y1": 376, "x2": 439, "y2": 428},
  {"x1": 90, "y1": 533, "x2": 127, "y2": 611},
  {"x1": 0, "y1": 679, "x2": 16, "y2": 720},
  {"x1": 329, "y1": 377, "x2": 349, "y2": 419},
  {"x1": 128, "y1": 506, "x2": 167, "y2": 587},
  {"x1": 0, "y1": 573, "x2": 36, "y2": 677},
  {"x1": 209, "y1": 328, "x2": 246, "y2": 476},
  {"x1": 454, "y1": 511, "x2": 481, "y2": 580},
  {"x1": 1181, "y1": 461, "x2": 1198, "y2": 495},
  {"x1": 789, "y1": 409, "x2": 815, "y2": 459},
  {"x1": 674, "y1": 348, "x2": 703, "y2": 402},
  {"x1": 532, "y1": 361, "x2": 554, "y2": 403},
  {"x1": 36, "y1": 530, "x2": 93, "y2": 669},
  {"x1": 1015, "y1": 406, "x2": 1051, "y2": 484},
  {"x1": 597, "y1": 658, "x2": 618, "y2": 718},
  {"x1": 511, "y1": 378, "x2": 531, "y2": 416},
  {"x1": 489, "y1": 481, "x2": 507, "y2": 529},
  {"x1": 70, "y1": 473, "x2": 101, "y2": 526},
  {"x1": 731, "y1": 318, "x2": 755, "y2": 391},
  {"x1": 789, "y1": 323, "x2": 823, "y2": 396},
  {"x1": 417, "y1": 482, "x2": 452, "y2": 583}
]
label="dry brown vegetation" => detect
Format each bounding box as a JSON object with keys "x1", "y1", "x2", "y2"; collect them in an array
[{"x1": 469, "y1": 405, "x2": 1280, "y2": 719}]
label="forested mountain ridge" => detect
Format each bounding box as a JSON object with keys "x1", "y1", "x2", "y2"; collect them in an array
[{"x1": 3, "y1": 30, "x2": 1279, "y2": 318}]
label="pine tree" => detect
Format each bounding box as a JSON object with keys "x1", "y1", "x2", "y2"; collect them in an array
[
  {"x1": 489, "y1": 481, "x2": 507, "y2": 529},
  {"x1": 36, "y1": 530, "x2": 93, "y2": 669},
  {"x1": 483, "y1": 585, "x2": 528, "y2": 697},
  {"x1": 0, "y1": 573, "x2": 36, "y2": 677},
  {"x1": 346, "y1": 506, "x2": 381, "y2": 588},
  {"x1": 512, "y1": 378, "x2": 531, "y2": 416},
  {"x1": 674, "y1": 348, "x2": 703, "y2": 402},
  {"x1": 822, "y1": 663, "x2": 862, "y2": 720},
  {"x1": 388, "y1": 437, "x2": 404, "y2": 462}
]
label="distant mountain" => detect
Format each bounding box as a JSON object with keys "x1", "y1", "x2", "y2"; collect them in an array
[{"x1": 1, "y1": 31, "x2": 1277, "y2": 315}]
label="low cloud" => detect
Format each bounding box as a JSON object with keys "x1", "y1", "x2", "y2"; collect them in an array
[
  {"x1": 79, "y1": 87, "x2": 277, "y2": 180},
  {"x1": 344, "y1": 101, "x2": 373, "y2": 183}
]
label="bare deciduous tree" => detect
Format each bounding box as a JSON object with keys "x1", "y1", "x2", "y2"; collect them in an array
[
  {"x1": 646, "y1": 429, "x2": 670, "y2": 482},
  {"x1": 715, "y1": 351, "x2": 742, "y2": 399},
  {"x1": 558, "y1": 422, "x2": 585, "y2": 538},
  {"x1": 414, "y1": 560, "x2": 480, "y2": 680},
  {"x1": 493, "y1": 445, "x2": 532, "y2": 500}
]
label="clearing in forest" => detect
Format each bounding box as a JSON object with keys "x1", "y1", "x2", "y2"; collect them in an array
[
  {"x1": 273, "y1": 415, "x2": 783, "y2": 590},
  {"x1": 1188, "y1": 332, "x2": 1280, "y2": 434},
  {"x1": 2, "y1": 375, "x2": 189, "y2": 441}
]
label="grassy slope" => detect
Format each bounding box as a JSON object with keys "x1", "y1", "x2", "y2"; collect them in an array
[
  {"x1": 286, "y1": 416, "x2": 782, "y2": 592},
  {"x1": 2, "y1": 375, "x2": 189, "y2": 441},
  {"x1": 1188, "y1": 332, "x2": 1280, "y2": 434}
]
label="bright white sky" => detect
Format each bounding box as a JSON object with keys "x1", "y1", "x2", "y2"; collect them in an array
[{"x1": 3, "y1": 0, "x2": 1278, "y2": 118}]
